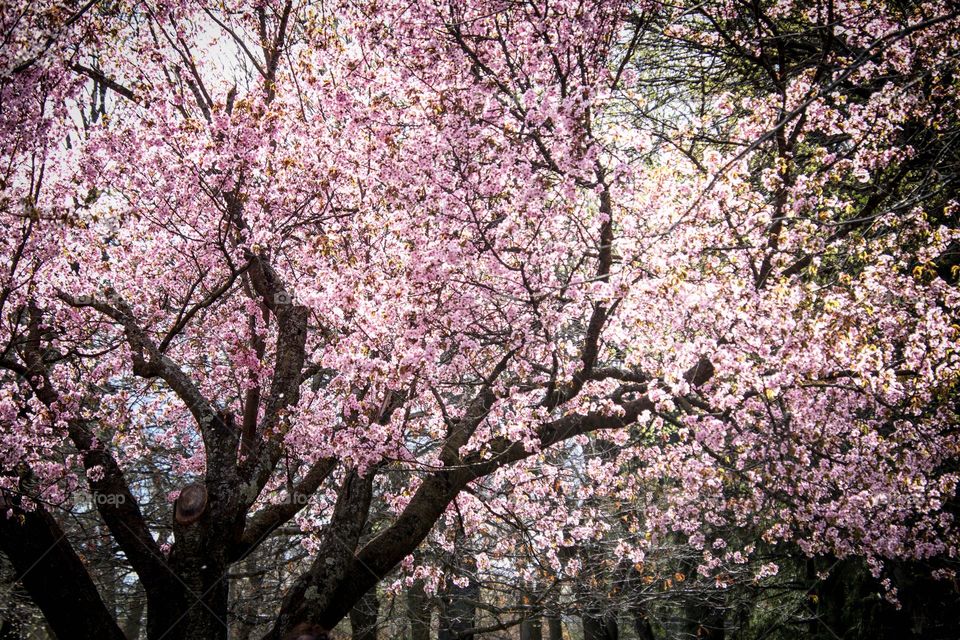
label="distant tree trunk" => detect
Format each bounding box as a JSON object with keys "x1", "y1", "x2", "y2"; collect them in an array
[
  {"x1": 519, "y1": 589, "x2": 542, "y2": 640},
  {"x1": 546, "y1": 615, "x2": 563, "y2": 640},
  {"x1": 582, "y1": 612, "x2": 618, "y2": 640},
  {"x1": 407, "y1": 578, "x2": 431, "y2": 640},
  {"x1": 122, "y1": 593, "x2": 146, "y2": 640},
  {"x1": 234, "y1": 558, "x2": 264, "y2": 640},
  {"x1": 438, "y1": 576, "x2": 479, "y2": 640},
  {"x1": 674, "y1": 546, "x2": 724, "y2": 640},
  {"x1": 806, "y1": 558, "x2": 819, "y2": 638},
  {"x1": 520, "y1": 615, "x2": 543, "y2": 640},
  {"x1": 438, "y1": 553, "x2": 479, "y2": 640},
  {"x1": 632, "y1": 603, "x2": 655, "y2": 640},
  {"x1": 686, "y1": 599, "x2": 724, "y2": 640},
  {"x1": 350, "y1": 589, "x2": 379, "y2": 640},
  {"x1": 0, "y1": 553, "x2": 32, "y2": 640}
]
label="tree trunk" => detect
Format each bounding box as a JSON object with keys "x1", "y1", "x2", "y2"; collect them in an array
[
  {"x1": 438, "y1": 560, "x2": 479, "y2": 640},
  {"x1": 686, "y1": 599, "x2": 724, "y2": 640},
  {"x1": 234, "y1": 558, "x2": 266, "y2": 640},
  {"x1": 265, "y1": 472, "x2": 375, "y2": 639},
  {"x1": 520, "y1": 589, "x2": 543, "y2": 640},
  {"x1": 0, "y1": 501, "x2": 126, "y2": 640},
  {"x1": 632, "y1": 604, "x2": 655, "y2": 640},
  {"x1": 122, "y1": 593, "x2": 146, "y2": 640},
  {"x1": 520, "y1": 615, "x2": 543, "y2": 640},
  {"x1": 350, "y1": 589, "x2": 379, "y2": 640},
  {"x1": 546, "y1": 615, "x2": 563, "y2": 640},
  {"x1": 157, "y1": 525, "x2": 231, "y2": 640},
  {"x1": 582, "y1": 612, "x2": 618, "y2": 640},
  {"x1": 407, "y1": 578, "x2": 431, "y2": 640}
]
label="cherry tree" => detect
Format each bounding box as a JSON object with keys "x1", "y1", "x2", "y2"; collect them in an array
[{"x1": 1, "y1": 1, "x2": 959, "y2": 639}]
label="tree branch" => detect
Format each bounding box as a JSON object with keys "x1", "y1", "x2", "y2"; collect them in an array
[
  {"x1": 233, "y1": 457, "x2": 337, "y2": 559},
  {"x1": 0, "y1": 494, "x2": 126, "y2": 640}
]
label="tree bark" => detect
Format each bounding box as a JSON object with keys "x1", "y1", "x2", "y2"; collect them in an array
[
  {"x1": 0, "y1": 500, "x2": 126, "y2": 640},
  {"x1": 582, "y1": 612, "x2": 618, "y2": 640},
  {"x1": 686, "y1": 599, "x2": 725, "y2": 640},
  {"x1": 520, "y1": 615, "x2": 543, "y2": 640},
  {"x1": 350, "y1": 589, "x2": 379, "y2": 640},
  {"x1": 546, "y1": 615, "x2": 563, "y2": 640},
  {"x1": 265, "y1": 471, "x2": 375, "y2": 639},
  {"x1": 407, "y1": 578, "x2": 431, "y2": 640},
  {"x1": 438, "y1": 575, "x2": 479, "y2": 640},
  {"x1": 121, "y1": 592, "x2": 146, "y2": 640},
  {"x1": 632, "y1": 604, "x2": 655, "y2": 640}
]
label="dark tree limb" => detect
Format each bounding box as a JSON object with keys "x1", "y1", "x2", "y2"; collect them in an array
[
  {"x1": 9, "y1": 305, "x2": 174, "y2": 597},
  {"x1": 71, "y1": 62, "x2": 137, "y2": 101},
  {"x1": 265, "y1": 470, "x2": 375, "y2": 638},
  {"x1": 233, "y1": 457, "x2": 337, "y2": 560},
  {"x1": 0, "y1": 496, "x2": 126, "y2": 640}
]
